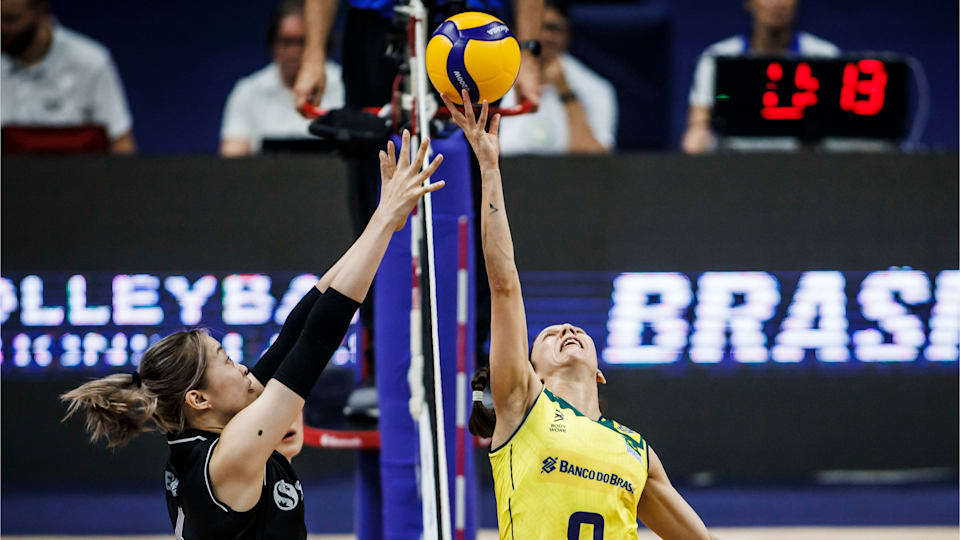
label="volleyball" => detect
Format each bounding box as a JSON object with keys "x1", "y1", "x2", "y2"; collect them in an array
[{"x1": 425, "y1": 12, "x2": 521, "y2": 105}]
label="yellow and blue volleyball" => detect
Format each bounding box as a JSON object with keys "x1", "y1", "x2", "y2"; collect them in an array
[{"x1": 425, "y1": 12, "x2": 521, "y2": 105}]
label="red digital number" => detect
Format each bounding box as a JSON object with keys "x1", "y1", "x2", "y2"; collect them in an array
[
  {"x1": 761, "y1": 62, "x2": 819, "y2": 120},
  {"x1": 840, "y1": 60, "x2": 887, "y2": 116}
]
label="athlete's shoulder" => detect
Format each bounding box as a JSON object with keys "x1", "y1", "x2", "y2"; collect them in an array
[
  {"x1": 164, "y1": 431, "x2": 221, "y2": 514},
  {"x1": 604, "y1": 417, "x2": 646, "y2": 448},
  {"x1": 541, "y1": 386, "x2": 586, "y2": 416},
  {"x1": 165, "y1": 430, "x2": 220, "y2": 482},
  {"x1": 488, "y1": 386, "x2": 547, "y2": 455},
  {"x1": 166, "y1": 430, "x2": 217, "y2": 454},
  {"x1": 164, "y1": 430, "x2": 256, "y2": 527}
]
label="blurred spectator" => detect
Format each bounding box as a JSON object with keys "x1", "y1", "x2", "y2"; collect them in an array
[
  {"x1": 682, "y1": 0, "x2": 838, "y2": 153},
  {"x1": 1, "y1": 0, "x2": 136, "y2": 154},
  {"x1": 220, "y1": 0, "x2": 344, "y2": 157},
  {"x1": 499, "y1": 0, "x2": 617, "y2": 155}
]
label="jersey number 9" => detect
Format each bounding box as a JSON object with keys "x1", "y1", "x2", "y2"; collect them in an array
[{"x1": 568, "y1": 511, "x2": 604, "y2": 540}]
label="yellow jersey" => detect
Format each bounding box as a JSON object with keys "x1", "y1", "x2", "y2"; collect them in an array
[{"x1": 489, "y1": 387, "x2": 649, "y2": 540}]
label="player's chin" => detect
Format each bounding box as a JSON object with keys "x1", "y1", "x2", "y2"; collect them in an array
[
  {"x1": 565, "y1": 348, "x2": 597, "y2": 368},
  {"x1": 557, "y1": 348, "x2": 584, "y2": 365}
]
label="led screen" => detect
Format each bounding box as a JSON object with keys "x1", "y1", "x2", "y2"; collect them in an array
[
  {"x1": 522, "y1": 269, "x2": 957, "y2": 370},
  {"x1": 1, "y1": 269, "x2": 956, "y2": 377},
  {"x1": 0, "y1": 273, "x2": 359, "y2": 376}
]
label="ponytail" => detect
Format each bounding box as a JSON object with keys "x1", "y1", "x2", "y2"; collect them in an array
[
  {"x1": 61, "y1": 373, "x2": 158, "y2": 448},
  {"x1": 61, "y1": 329, "x2": 209, "y2": 448},
  {"x1": 468, "y1": 366, "x2": 496, "y2": 438}
]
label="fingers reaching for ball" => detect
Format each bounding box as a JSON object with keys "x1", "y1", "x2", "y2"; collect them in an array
[
  {"x1": 376, "y1": 131, "x2": 446, "y2": 231},
  {"x1": 378, "y1": 139, "x2": 397, "y2": 184},
  {"x1": 488, "y1": 112, "x2": 501, "y2": 138},
  {"x1": 440, "y1": 91, "x2": 502, "y2": 170}
]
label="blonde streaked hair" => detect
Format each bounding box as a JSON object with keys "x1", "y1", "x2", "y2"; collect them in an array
[{"x1": 61, "y1": 329, "x2": 210, "y2": 448}]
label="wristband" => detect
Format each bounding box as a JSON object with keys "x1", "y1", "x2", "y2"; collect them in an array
[
  {"x1": 518, "y1": 40, "x2": 542, "y2": 57},
  {"x1": 559, "y1": 91, "x2": 577, "y2": 104}
]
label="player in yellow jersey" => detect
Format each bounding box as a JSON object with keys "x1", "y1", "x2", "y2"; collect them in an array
[{"x1": 442, "y1": 89, "x2": 719, "y2": 540}]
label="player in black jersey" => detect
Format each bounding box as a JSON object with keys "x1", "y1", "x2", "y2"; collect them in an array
[{"x1": 62, "y1": 132, "x2": 443, "y2": 540}]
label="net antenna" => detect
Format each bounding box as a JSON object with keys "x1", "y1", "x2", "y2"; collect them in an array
[
  {"x1": 393, "y1": 0, "x2": 452, "y2": 539},
  {"x1": 296, "y1": 6, "x2": 533, "y2": 535}
]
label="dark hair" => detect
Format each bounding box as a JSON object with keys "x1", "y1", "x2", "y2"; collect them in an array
[
  {"x1": 469, "y1": 345, "x2": 537, "y2": 438},
  {"x1": 544, "y1": 0, "x2": 571, "y2": 20},
  {"x1": 61, "y1": 329, "x2": 210, "y2": 448},
  {"x1": 468, "y1": 366, "x2": 496, "y2": 438},
  {"x1": 266, "y1": 0, "x2": 305, "y2": 48}
]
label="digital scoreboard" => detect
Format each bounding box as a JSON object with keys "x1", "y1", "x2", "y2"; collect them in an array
[{"x1": 712, "y1": 56, "x2": 909, "y2": 140}]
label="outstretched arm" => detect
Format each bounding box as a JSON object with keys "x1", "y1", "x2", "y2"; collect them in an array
[
  {"x1": 211, "y1": 132, "x2": 445, "y2": 511},
  {"x1": 294, "y1": 0, "x2": 339, "y2": 111},
  {"x1": 442, "y1": 91, "x2": 541, "y2": 448},
  {"x1": 637, "y1": 446, "x2": 719, "y2": 540},
  {"x1": 251, "y1": 133, "x2": 427, "y2": 386}
]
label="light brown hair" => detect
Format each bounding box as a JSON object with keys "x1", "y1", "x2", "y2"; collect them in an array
[{"x1": 61, "y1": 329, "x2": 210, "y2": 448}]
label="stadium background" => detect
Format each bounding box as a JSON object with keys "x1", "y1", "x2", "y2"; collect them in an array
[
  {"x1": 3, "y1": 153, "x2": 957, "y2": 534},
  {"x1": 40, "y1": 0, "x2": 960, "y2": 153},
  {"x1": 2, "y1": 0, "x2": 958, "y2": 537}
]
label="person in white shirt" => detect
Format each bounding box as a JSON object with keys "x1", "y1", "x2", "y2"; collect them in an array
[
  {"x1": 1, "y1": 0, "x2": 136, "y2": 154},
  {"x1": 498, "y1": 0, "x2": 617, "y2": 155},
  {"x1": 220, "y1": 0, "x2": 344, "y2": 156},
  {"x1": 682, "y1": 0, "x2": 839, "y2": 153}
]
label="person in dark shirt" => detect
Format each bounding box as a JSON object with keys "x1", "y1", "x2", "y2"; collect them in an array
[{"x1": 61, "y1": 132, "x2": 444, "y2": 540}]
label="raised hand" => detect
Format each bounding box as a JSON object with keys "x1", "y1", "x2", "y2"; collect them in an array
[
  {"x1": 513, "y1": 53, "x2": 541, "y2": 112},
  {"x1": 440, "y1": 89, "x2": 502, "y2": 170},
  {"x1": 293, "y1": 61, "x2": 327, "y2": 115},
  {"x1": 375, "y1": 130, "x2": 445, "y2": 231}
]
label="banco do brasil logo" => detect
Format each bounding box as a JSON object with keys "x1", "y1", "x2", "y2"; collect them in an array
[{"x1": 540, "y1": 455, "x2": 634, "y2": 493}]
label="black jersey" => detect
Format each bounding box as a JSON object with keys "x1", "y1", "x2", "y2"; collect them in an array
[{"x1": 164, "y1": 429, "x2": 307, "y2": 540}]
